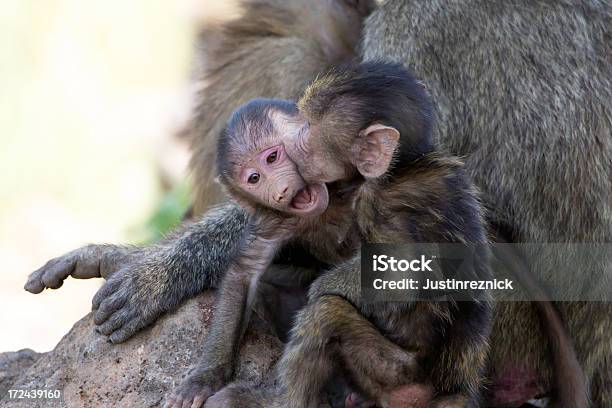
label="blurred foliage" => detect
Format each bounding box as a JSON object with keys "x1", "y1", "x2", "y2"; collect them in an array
[
  {"x1": 135, "y1": 182, "x2": 191, "y2": 244},
  {"x1": 0, "y1": 0, "x2": 201, "y2": 352}
]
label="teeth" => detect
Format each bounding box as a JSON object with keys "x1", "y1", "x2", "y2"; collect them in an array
[
  {"x1": 292, "y1": 186, "x2": 314, "y2": 209},
  {"x1": 294, "y1": 188, "x2": 310, "y2": 203}
]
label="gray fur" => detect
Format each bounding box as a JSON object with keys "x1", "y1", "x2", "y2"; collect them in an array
[{"x1": 26, "y1": 204, "x2": 249, "y2": 344}]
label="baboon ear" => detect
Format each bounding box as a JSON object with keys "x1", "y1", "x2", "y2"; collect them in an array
[{"x1": 355, "y1": 124, "x2": 400, "y2": 178}]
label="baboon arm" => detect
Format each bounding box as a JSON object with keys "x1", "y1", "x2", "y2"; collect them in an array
[
  {"x1": 166, "y1": 267, "x2": 253, "y2": 408},
  {"x1": 196, "y1": 267, "x2": 253, "y2": 379},
  {"x1": 28, "y1": 203, "x2": 249, "y2": 343},
  {"x1": 91, "y1": 204, "x2": 250, "y2": 344},
  {"x1": 166, "y1": 231, "x2": 282, "y2": 408},
  {"x1": 25, "y1": 244, "x2": 134, "y2": 293},
  {"x1": 324, "y1": 295, "x2": 424, "y2": 388},
  {"x1": 190, "y1": 228, "x2": 283, "y2": 377}
]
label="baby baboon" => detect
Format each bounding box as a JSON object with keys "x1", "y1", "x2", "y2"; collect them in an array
[{"x1": 168, "y1": 62, "x2": 492, "y2": 408}]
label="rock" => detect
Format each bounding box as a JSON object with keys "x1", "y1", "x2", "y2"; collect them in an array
[
  {"x1": 0, "y1": 349, "x2": 43, "y2": 398},
  {"x1": 0, "y1": 292, "x2": 282, "y2": 407}
]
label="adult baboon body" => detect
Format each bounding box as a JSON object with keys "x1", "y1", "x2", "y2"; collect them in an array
[
  {"x1": 359, "y1": 2, "x2": 611, "y2": 406},
  {"x1": 358, "y1": 2, "x2": 611, "y2": 406},
  {"x1": 26, "y1": 0, "x2": 611, "y2": 405}
]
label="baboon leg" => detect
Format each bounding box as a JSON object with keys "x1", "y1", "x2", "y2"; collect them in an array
[{"x1": 278, "y1": 295, "x2": 423, "y2": 408}]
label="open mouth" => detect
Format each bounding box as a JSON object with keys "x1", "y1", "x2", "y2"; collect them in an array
[
  {"x1": 290, "y1": 185, "x2": 318, "y2": 210},
  {"x1": 289, "y1": 183, "x2": 328, "y2": 215}
]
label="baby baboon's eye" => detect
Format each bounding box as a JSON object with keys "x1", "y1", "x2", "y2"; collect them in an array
[
  {"x1": 266, "y1": 151, "x2": 278, "y2": 164},
  {"x1": 248, "y1": 173, "x2": 260, "y2": 184}
]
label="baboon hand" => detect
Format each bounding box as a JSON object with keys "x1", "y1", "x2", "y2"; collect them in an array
[
  {"x1": 165, "y1": 371, "x2": 221, "y2": 408},
  {"x1": 24, "y1": 244, "x2": 129, "y2": 294},
  {"x1": 91, "y1": 262, "x2": 163, "y2": 344}
]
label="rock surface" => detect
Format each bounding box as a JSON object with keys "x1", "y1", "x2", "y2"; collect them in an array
[
  {"x1": 0, "y1": 292, "x2": 282, "y2": 407},
  {"x1": 0, "y1": 349, "x2": 42, "y2": 399}
]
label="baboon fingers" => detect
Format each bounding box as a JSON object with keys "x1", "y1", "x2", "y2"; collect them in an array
[
  {"x1": 25, "y1": 255, "x2": 77, "y2": 293},
  {"x1": 24, "y1": 268, "x2": 48, "y2": 294},
  {"x1": 93, "y1": 288, "x2": 128, "y2": 325},
  {"x1": 95, "y1": 308, "x2": 132, "y2": 336},
  {"x1": 91, "y1": 277, "x2": 122, "y2": 310},
  {"x1": 166, "y1": 379, "x2": 213, "y2": 408},
  {"x1": 108, "y1": 315, "x2": 151, "y2": 344},
  {"x1": 25, "y1": 244, "x2": 128, "y2": 294},
  {"x1": 90, "y1": 271, "x2": 160, "y2": 342}
]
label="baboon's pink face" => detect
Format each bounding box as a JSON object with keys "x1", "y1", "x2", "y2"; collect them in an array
[{"x1": 236, "y1": 140, "x2": 329, "y2": 217}]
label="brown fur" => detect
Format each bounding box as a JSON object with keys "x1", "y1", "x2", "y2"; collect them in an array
[{"x1": 239, "y1": 153, "x2": 493, "y2": 408}]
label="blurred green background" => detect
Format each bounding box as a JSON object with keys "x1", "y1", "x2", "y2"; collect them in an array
[{"x1": 0, "y1": 0, "x2": 235, "y2": 351}]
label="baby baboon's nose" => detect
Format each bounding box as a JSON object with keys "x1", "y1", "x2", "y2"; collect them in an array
[{"x1": 274, "y1": 186, "x2": 289, "y2": 203}]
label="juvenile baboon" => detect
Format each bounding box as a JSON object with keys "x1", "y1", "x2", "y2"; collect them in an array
[
  {"x1": 26, "y1": 0, "x2": 610, "y2": 406},
  {"x1": 169, "y1": 63, "x2": 491, "y2": 408}
]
